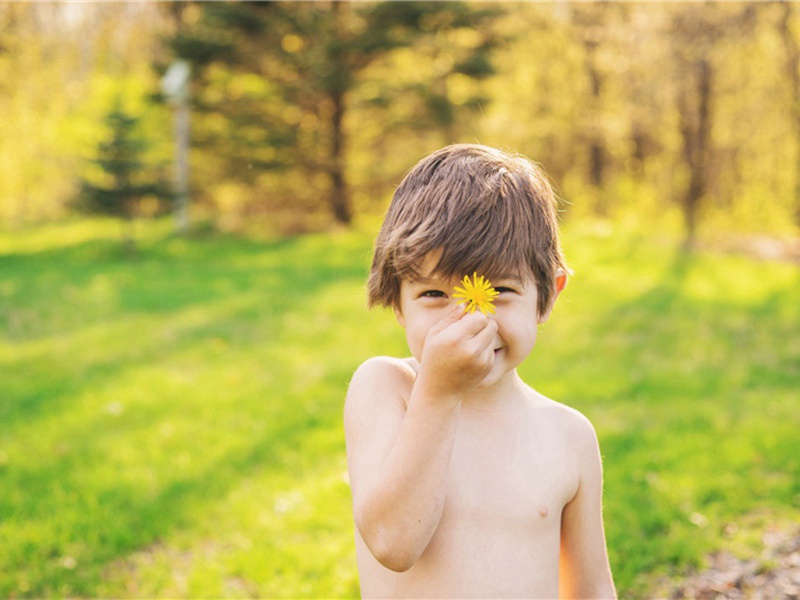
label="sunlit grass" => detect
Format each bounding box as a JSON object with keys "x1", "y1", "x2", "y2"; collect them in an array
[
  {"x1": 524, "y1": 220, "x2": 800, "y2": 593},
  {"x1": 0, "y1": 218, "x2": 797, "y2": 597}
]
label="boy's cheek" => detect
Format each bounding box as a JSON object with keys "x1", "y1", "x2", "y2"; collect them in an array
[
  {"x1": 406, "y1": 334, "x2": 424, "y2": 363},
  {"x1": 408, "y1": 322, "x2": 438, "y2": 360}
]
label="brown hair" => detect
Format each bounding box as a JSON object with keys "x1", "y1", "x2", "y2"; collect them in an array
[{"x1": 367, "y1": 144, "x2": 570, "y2": 320}]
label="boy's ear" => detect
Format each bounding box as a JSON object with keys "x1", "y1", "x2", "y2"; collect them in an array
[
  {"x1": 555, "y1": 270, "x2": 568, "y2": 294},
  {"x1": 538, "y1": 269, "x2": 568, "y2": 324}
]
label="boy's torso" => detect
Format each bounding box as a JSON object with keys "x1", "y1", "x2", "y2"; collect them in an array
[{"x1": 356, "y1": 358, "x2": 582, "y2": 598}]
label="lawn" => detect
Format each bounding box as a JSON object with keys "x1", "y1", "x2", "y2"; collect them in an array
[{"x1": 0, "y1": 218, "x2": 797, "y2": 598}]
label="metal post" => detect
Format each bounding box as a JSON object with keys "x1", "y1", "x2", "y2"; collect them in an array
[
  {"x1": 161, "y1": 60, "x2": 191, "y2": 234},
  {"x1": 174, "y1": 96, "x2": 190, "y2": 234}
]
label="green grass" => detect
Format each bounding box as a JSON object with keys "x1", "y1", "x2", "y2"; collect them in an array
[{"x1": 0, "y1": 218, "x2": 797, "y2": 598}]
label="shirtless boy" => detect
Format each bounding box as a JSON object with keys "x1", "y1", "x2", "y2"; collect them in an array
[{"x1": 344, "y1": 144, "x2": 615, "y2": 599}]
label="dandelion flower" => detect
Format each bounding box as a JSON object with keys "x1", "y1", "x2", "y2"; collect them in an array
[{"x1": 453, "y1": 272, "x2": 499, "y2": 315}]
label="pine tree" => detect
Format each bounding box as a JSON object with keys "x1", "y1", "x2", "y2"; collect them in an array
[
  {"x1": 165, "y1": 2, "x2": 503, "y2": 228},
  {"x1": 80, "y1": 101, "x2": 164, "y2": 251}
]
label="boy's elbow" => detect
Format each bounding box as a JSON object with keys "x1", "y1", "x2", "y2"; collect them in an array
[
  {"x1": 371, "y1": 541, "x2": 419, "y2": 573},
  {"x1": 356, "y1": 514, "x2": 421, "y2": 572}
]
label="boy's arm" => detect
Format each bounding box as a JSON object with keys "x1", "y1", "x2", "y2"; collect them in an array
[
  {"x1": 344, "y1": 309, "x2": 496, "y2": 572},
  {"x1": 344, "y1": 357, "x2": 459, "y2": 572},
  {"x1": 558, "y1": 414, "x2": 616, "y2": 599}
]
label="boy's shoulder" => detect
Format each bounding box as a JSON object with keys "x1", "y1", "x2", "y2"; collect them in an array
[
  {"x1": 350, "y1": 355, "x2": 417, "y2": 384},
  {"x1": 353, "y1": 354, "x2": 417, "y2": 373},
  {"x1": 522, "y1": 386, "x2": 599, "y2": 447},
  {"x1": 344, "y1": 357, "x2": 417, "y2": 441},
  {"x1": 346, "y1": 356, "x2": 417, "y2": 405}
]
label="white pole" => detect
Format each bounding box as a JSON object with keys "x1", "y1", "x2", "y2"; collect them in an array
[
  {"x1": 174, "y1": 95, "x2": 190, "y2": 234},
  {"x1": 161, "y1": 60, "x2": 191, "y2": 234}
]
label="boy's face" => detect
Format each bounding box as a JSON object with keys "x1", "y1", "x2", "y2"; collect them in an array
[{"x1": 394, "y1": 252, "x2": 544, "y2": 388}]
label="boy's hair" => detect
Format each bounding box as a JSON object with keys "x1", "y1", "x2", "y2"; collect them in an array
[{"x1": 368, "y1": 144, "x2": 570, "y2": 320}]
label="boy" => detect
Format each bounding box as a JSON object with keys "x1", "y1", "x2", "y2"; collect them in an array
[{"x1": 344, "y1": 144, "x2": 615, "y2": 599}]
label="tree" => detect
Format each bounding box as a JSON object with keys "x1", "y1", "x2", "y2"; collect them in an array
[
  {"x1": 79, "y1": 101, "x2": 166, "y2": 251},
  {"x1": 165, "y1": 1, "x2": 502, "y2": 229},
  {"x1": 778, "y1": 2, "x2": 800, "y2": 230},
  {"x1": 568, "y1": 3, "x2": 621, "y2": 216},
  {"x1": 668, "y1": 4, "x2": 756, "y2": 247}
]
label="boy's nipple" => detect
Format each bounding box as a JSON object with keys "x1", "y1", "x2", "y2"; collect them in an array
[{"x1": 538, "y1": 505, "x2": 549, "y2": 519}]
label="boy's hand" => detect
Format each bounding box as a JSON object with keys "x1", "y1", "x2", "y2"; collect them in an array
[{"x1": 415, "y1": 305, "x2": 498, "y2": 400}]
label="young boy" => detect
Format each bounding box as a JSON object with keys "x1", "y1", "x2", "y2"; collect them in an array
[{"x1": 344, "y1": 144, "x2": 615, "y2": 599}]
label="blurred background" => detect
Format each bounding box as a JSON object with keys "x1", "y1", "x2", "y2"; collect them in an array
[
  {"x1": 3, "y1": 1, "x2": 800, "y2": 244},
  {"x1": 1, "y1": 2, "x2": 798, "y2": 598}
]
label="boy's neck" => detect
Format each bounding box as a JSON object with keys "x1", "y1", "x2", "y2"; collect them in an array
[
  {"x1": 406, "y1": 357, "x2": 528, "y2": 411},
  {"x1": 461, "y1": 369, "x2": 528, "y2": 412}
]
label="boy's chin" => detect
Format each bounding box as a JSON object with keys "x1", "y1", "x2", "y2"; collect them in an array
[{"x1": 475, "y1": 365, "x2": 513, "y2": 390}]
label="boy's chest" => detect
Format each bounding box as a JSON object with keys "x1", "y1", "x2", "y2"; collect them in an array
[{"x1": 443, "y1": 413, "x2": 578, "y2": 531}]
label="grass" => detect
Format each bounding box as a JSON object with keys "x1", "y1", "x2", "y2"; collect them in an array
[{"x1": 0, "y1": 217, "x2": 797, "y2": 598}]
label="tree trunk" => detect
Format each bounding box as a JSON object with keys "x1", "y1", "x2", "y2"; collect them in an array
[
  {"x1": 328, "y1": 1, "x2": 352, "y2": 226},
  {"x1": 778, "y1": 3, "x2": 800, "y2": 230},
  {"x1": 679, "y1": 58, "x2": 712, "y2": 249},
  {"x1": 121, "y1": 215, "x2": 137, "y2": 257},
  {"x1": 574, "y1": 7, "x2": 607, "y2": 217},
  {"x1": 329, "y1": 84, "x2": 351, "y2": 225},
  {"x1": 585, "y1": 42, "x2": 605, "y2": 195}
]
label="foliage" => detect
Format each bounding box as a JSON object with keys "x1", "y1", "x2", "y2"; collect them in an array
[
  {"x1": 78, "y1": 101, "x2": 168, "y2": 249},
  {"x1": 481, "y1": 3, "x2": 799, "y2": 239},
  {"x1": 1, "y1": 3, "x2": 799, "y2": 234},
  {"x1": 0, "y1": 3, "x2": 82, "y2": 223},
  {"x1": 0, "y1": 218, "x2": 797, "y2": 597},
  {"x1": 166, "y1": 1, "x2": 502, "y2": 229},
  {"x1": 0, "y1": 3, "x2": 171, "y2": 227}
]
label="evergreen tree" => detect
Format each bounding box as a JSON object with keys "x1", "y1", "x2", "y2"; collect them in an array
[
  {"x1": 80, "y1": 101, "x2": 165, "y2": 251},
  {"x1": 164, "y1": 1, "x2": 502, "y2": 228}
]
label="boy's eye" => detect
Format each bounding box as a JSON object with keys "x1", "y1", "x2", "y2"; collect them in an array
[
  {"x1": 420, "y1": 290, "x2": 446, "y2": 298},
  {"x1": 494, "y1": 286, "x2": 516, "y2": 294}
]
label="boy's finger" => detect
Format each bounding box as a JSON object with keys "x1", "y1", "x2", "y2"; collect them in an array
[
  {"x1": 429, "y1": 303, "x2": 467, "y2": 335},
  {"x1": 469, "y1": 318, "x2": 498, "y2": 348},
  {"x1": 446, "y1": 303, "x2": 466, "y2": 321},
  {"x1": 452, "y1": 309, "x2": 491, "y2": 337}
]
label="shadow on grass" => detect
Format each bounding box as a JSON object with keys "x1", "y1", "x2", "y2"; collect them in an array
[
  {"x1": 0, "y1": 229, "x2": 373, "y2": 595},
  {"x1": 0, "y1": 230, "x2": 371, "y2": 427},
  {"x1": 575, "y1": 247, "x2": 800, "y2": 594}
]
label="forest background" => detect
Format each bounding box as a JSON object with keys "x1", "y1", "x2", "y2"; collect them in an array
[
  {"x1": 3, "y1": 1, "x2": 800, "y2": 244},
  {"x1": 1, "y1": 1, "x2": 799, "y2": 599}
]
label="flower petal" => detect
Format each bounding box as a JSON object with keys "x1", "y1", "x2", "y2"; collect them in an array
[{"x1": 452, "y1": 272, "x2": 498, "y2": 315}]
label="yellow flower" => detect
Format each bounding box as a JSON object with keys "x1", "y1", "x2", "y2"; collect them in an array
[{"x1": 452, "y1": 272, "x2": 499, "y2": 315}]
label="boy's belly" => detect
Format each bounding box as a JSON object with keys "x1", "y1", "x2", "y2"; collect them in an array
[{"x1": 356, "y1": 511, "x2": 562, "y2": 599}]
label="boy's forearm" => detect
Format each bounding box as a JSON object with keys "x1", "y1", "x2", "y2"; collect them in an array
[{"x1": 355, "y1": 389, "x2": 460, "y2": 572}]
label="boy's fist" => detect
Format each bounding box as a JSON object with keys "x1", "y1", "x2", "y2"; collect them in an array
[{"x1": 416, "y1": 305, "x2": 498, "y2": 400}]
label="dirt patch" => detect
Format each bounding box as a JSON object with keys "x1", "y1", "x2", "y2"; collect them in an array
[
  {"x1": 669, "y1": 528, "x2": 800, "y2": 599},
  {"x1": 698, "y1": 235, "x2": 800, "y2": 264}
]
